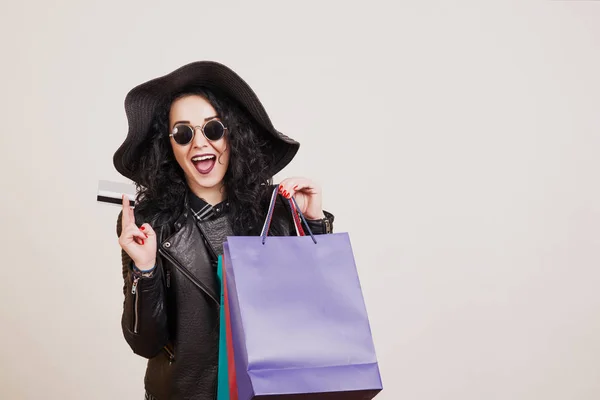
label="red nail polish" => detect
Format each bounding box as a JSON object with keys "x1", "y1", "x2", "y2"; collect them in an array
[
  {"x1": 141, "y1": 239, "x2": 144, "y2": 245},
  {"x1": 294, "y1": 185, "x2": 298, "y2": 190},
  {"x1": 140, "y1": 226, "x2": 145, "y2": 231}
]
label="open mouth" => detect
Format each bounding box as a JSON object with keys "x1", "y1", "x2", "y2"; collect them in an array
[{"x1": 191, "y1": 154, "x2": 216, "y2": 175}]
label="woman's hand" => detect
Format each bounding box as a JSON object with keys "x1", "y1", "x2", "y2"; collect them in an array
[
  {"x1": 278, "y1": 177, "x2": 326, "y2": 220},
  {"x1": 118, "y1": 195, "x2": 157, "y2": 271}
]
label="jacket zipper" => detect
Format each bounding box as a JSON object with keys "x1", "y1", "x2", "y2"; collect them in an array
[
  {"x1": 159, "y1": 248, "x2": 219, "y2": 305},
  {"x1": 194, "y1": 222, "x2": 219, "y2": 262},
  {"x1": 163, "y1": 344, "x2": 175, "y2": 363},
  {"x1": 131, "y1": 274, "x2": 141, "y2": 334}
]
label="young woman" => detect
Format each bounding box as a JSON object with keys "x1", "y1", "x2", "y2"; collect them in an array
[{"x1": 113, "y1": 61, "x2": 334, "y2": 400}]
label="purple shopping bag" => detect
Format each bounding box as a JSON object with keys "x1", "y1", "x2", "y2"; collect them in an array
[{"x1": 223, "y1": 188, "x2": 382, "y2": 400}]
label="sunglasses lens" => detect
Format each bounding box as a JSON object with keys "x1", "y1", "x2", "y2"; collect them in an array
[
  {"x1": 172, "y1": 125, "x2": 194, "y2": 144},
  {"x1": 203, "y1": 120, "x2": 225, "y2": 141}
]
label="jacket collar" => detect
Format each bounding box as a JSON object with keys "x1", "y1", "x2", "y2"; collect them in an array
[
  {"x1": 171, "y1": 190, "x2": 191, "y2": 234},
  {"x1": 159, "y1": 204, "x2": 220, "y2": 305},
  {"x1": 171, "y1": 189, "x2": 231, "y2": 233},
  {"x1": 187, "y1": 190, "x2": 230, "y2": 221}
]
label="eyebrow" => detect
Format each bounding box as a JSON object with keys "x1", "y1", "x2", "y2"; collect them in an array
[{"x1": 172, "y1": 116, "x2": 219, "y2": 127}]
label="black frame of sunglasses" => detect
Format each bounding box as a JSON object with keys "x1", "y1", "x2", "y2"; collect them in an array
[{"x1": 169, "y1": 119, "x2": 228, "y2": 145}]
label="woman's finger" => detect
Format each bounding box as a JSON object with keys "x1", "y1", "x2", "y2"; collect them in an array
[
  {"x1": 280, "y1": 178, "x2": 317, "y2": 199},
  {"x1": 278, "y1": 178, "x2": 299, "y2": 198},
  {"x1": 121, "y1": 225, "x2": 149, "y2": 245},
  {"x1": 121, "y1": 195, "x2": 130, "y2": 229},
  {"x1": 129, "y1": 225, "x2": 149, "y2": 240},
  {"x1": 128, "y1": 198, "x2": 136, "y2": 225},
  {"x1": 139, "y1": 223, "x2": 155, "y2": 237}
]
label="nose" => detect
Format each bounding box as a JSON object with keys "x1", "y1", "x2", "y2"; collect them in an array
[{"x1": 192, "y1": 126, "x2": 209, "y2": 148}]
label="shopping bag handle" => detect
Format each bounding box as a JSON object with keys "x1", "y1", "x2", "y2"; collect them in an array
[{"x1": 260, "y1": 186, "x2": 317, "y2": 244}]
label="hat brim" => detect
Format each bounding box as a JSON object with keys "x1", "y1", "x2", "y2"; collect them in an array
[{"x1": 113, "y1": 61, "x2": 299, "y2": 182}]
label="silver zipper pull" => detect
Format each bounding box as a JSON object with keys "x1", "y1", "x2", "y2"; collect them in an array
[{"x1": 132, "y1": 276, "x2": 140, "y2": 295}]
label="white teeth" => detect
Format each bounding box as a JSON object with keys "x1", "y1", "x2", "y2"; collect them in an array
[{"x1": 192, "y1": 155, "x2": 215, "y2": 161}]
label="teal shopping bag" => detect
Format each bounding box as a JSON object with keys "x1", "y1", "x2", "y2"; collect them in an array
[{"x1": 217, "y1": 255, "x2": 230, "y2": 400}]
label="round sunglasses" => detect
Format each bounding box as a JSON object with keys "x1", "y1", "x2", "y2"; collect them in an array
[{"x1": 169, "y1": 119, "x2": 228, "y2": 145}]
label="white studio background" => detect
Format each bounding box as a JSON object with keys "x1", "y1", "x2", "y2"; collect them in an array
[{"x1": 1, "y1": 1, "x2": 599, "y2": 399}]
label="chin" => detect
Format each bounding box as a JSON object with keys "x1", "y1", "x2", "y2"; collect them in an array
[
  {"x1": 195, "y1": 178, "x2": 222, "y2": 190},
  {"x1": 186, "y1": 168, "x2": 225, "y2": 190}
]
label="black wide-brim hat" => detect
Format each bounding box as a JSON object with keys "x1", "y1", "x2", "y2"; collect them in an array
[{"x1": 113, "y1": 61, "x2": 299, "y2": 182}]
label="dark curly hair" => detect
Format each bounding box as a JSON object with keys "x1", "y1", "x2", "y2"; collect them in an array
[{"x1": 132, "y1": 86, "x2": 276, "y2": 235}]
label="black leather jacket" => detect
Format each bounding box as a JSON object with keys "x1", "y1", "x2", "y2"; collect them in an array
[{"x1": 116, "y1": 191, "x2": 334, "y2": 400}]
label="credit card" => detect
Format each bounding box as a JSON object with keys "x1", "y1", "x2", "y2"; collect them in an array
[{"x1": 97, "y1": 180, "x2": 136, "y2": 207}]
